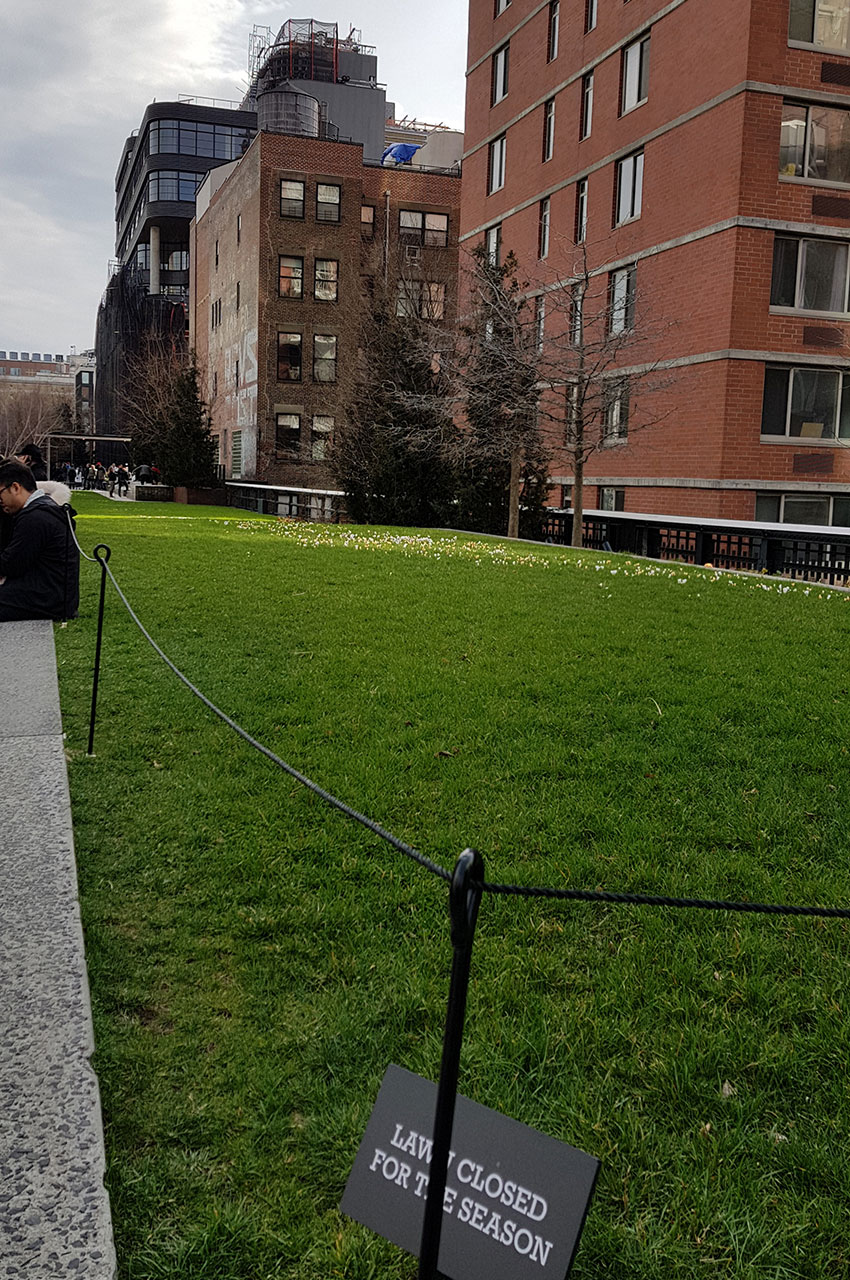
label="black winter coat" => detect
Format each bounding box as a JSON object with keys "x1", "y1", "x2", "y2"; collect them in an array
[{"x1": 0, "y1": 496, "x2": 80, "y2": 621}]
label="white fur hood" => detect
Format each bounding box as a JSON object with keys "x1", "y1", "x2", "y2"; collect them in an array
[{"x1": 37, "y1": 481, "x2": 73, "y2": 507}]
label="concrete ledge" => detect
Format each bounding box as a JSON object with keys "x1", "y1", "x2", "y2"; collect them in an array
[{"x1": 0, "y1": 621, "x2": 116, "y2": 1278}]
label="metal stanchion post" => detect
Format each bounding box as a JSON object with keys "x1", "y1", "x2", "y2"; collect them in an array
[
  {"x1": 418, "y1": 848, "x2": 484, "y2": 1280},
  {"x1": 87, "y1": 543, "x2": 112, "y2": 756}
]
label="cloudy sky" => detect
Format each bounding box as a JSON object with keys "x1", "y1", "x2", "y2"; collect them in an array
[{"x1": 0, "y1": 0, "x2": 469, "y2": 357}]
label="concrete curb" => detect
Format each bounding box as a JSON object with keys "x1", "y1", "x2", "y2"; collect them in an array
[{"x1": 0, "y1": 620, "x2": 116, "y2": 1278}]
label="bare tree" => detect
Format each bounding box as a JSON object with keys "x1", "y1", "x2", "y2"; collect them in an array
[
  {"x1": 119, "y1": 335, "x2": 216, "y2": 485},
  {"x1": 532, "y1": 239, "x2": 677, "y2": 546},
  {"x1": 453, "y1": 245, "x2": 550, "y2": 539},
  {"x1": 0, "y1": 382, "x2": 71, "y2": 459}
]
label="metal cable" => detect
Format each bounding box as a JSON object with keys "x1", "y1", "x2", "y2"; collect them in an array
[
  {"x1": 98, "y1": 556, "x2": 451, "y2": 883},
  {"x1": 65, "y1": 505, "x2": 98, "y2": 562},
  {"x1": 477, "y1": 879, "x2": 850, "y2": 919}
]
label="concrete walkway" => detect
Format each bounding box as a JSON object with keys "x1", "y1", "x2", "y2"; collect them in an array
[{"x1": 0, "y1": 620, "x2": 116, "y2": 1277}]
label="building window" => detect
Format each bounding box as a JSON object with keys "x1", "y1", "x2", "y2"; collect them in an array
[
  {"x1": 235, "y1": 359, "x2": 239, "y2": 387},
  {"x1": 542, "y1": 98, "x2": 555, "y2": 162},
  {"x1": 547, "y1": 1, "x2": 560, "y2": 61},
  {"x1": 538, "y1": 197, "x2": 550, "y2": 259},
  {"x1": 575, "y1": 178, "x2": 588, "y2": 243},
  {"x1": 237, "y1": 213, "x2": 242, "y2": 244},
  {"x1": 789, "y1": 0, "x2": 850, "y2": 51},
  {"x1": 215, "y1": 239, "x2": 219, "y2": 269},
  {"x1": 235, "y1": 281, "x2": 240, "y2": 312},
  {"x1": 615, "y1": 150, "x2": 644, "y2": 224},
  {"x1": 492, "y1": 44, "x2": 510, "y2": 104},
  {"x1": 361, "y1": 205, "x2": 375, "y2": 237},
  {"x1": 147, "y1": 170, "x2": 202, "y2": 202},
  {"x1": 211, "y1": 298, "x2": 222, "y2": 329},
  {"x1": 212, "y1": 371, "x2": 217, "y2": 398},
  {"x1": 585, "y1": 0, "x2": 597, "y2": 33},
  {"x1": 313, "y1": 334, "x2": 337, "y2": 381},
  {"x1": 570, "y1": 283, "x2": 584, "y2": 345},
  {"x1": 422, "y1": 282, "x2": 446, "y2": 320},
  {"x1": 771, "y1": 236, "x2": 850, "y2": 313},
  {"x1": 485, "y1": 223, "x2": 502, "y2": 265},
  {"x1": 599, "y1": 487, "x2": 625, "y2": 511},
  {"x1": 535, "y1": 296, "x2": 545, "y2": 351},
  {"x1": 761, "y1": 365, "x2": 850, "y2": 439},
  {"x1": 780, "y1": 100, "x2": 850, "y2": 184},
  {"x1": 275, "y1": 413, "x2": 301, "y2": 456},
  {"x1": 609, "y1": 264, "x2": 637, "y2": 333},
  {"x1": 604, "y1": 380, "x2": 630, "y2": 442},
  {"x1": 397, "y1": 280, "x2": 419, "y2": 318},
  {"x1": 231, "y1": 431, "x2": 243, "y2": 479},
  {"x1": 488, "y1": 135, "x2": 506, "y2": 193},
  {"x1": 317, "y1": 183, "x2": 341, "y2": 222},
  {"x1": 396, "y1": 282, "x2": 446, "y2": 320},
  {"x1": 281, "y1": 180, "x2": 305, "y2": 218},
  {"x1": 277, "y1": 332, "x2": 302, "y2": 381},
  {"x1": 315, "y1": 259, "x2": 339, "y2": 302},
  {"x1": 755, "y1": 491, "x2": 850, "y2": 525},
  {"x1": 621, "y1": 35, "x2": 650, "y2": 114},
  {"x1": 312, "y1": 414, "x2": 334, "y2": 461},
  {"x1": 279, "y1": 256, "x2": 304, "y2": 298},
  {"x1": 399, "y1": 210, "x2": 449, "y2": 246},
  {"x1": 495, "y1": 0, "x2": 511, "y2": 13},
  {"x1": 580, "y1": 73, "x2": 593, "y2": 140}
]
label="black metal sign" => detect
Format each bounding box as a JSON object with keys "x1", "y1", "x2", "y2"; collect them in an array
[{"x1": 341, "y1": 1065, "x2": 600, "y2": 1280}]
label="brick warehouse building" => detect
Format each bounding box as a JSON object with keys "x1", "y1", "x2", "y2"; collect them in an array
[
  {"x1": 461, "y1": 0, "x2": 850, "y2": 526},
  {"x1": 189, "y1": 129, "x2": 460, "y2": 491}
]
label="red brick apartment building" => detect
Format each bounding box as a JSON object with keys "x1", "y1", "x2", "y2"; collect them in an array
[
  {"x1": 190, "y1": 130, "x2": 459, "y2": 494},
  {"x1": 461, "y1": 0, "x2": 850, "y2": 525}
]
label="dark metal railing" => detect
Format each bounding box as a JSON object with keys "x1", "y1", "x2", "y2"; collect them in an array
[
  {"x1": 226, "y1": 481, "x2": 346, "y2": 522},
  {"x1": 538, "y1": 509, "x2": 850, "y2": 586}
]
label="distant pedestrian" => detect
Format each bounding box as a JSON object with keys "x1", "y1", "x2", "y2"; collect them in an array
[
  {"x1": 135, "y1": 463, "x2": 153, "y2": 485},
  {"x1": 14, "y1": 443, "x2": 47, "y2": 480},
  {"x1": 116, "y1": 465, "x2": 130, "y2": 496}
]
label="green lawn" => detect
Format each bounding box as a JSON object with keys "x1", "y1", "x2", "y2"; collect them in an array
[{"x1": 57, "y1": 493, "x2": 850, "y2": 1279}]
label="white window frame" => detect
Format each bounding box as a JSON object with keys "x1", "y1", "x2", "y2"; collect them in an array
[
  {"x1": 485, "y1": 223, "x2": 502, "y2": 265},
  {"x1": 580, "y1": 72, "x2": 594, "y2": 140},
  {"x1": 495, "y1": 0, "x2": 511, "y2": 14},
  {"x1": 570, "y1": 283, "x2": 584, "y2": 346},
  {"x1": 621, "y1": 35, "x2": 651, "y2": 115},
  {"x1": 585, "y1": 0, "x2": 597, "y2": 34},
  {"x1": 780, "y1": 100, "x2": 850, "y2": 186},
  {"x1": 616, "y1": 150, "x2": 644, "y2": 224},
  {"x1": 771, "y1": 236, "x2": 850, "y2": 317},
  {"x1": 761, "y1": 364, "x2": 850, "y2": 440},
  {"x1": 603, "y1": 380, "x2": 630, "y2": 443},
  {"x1": 609, "y1": 264, "x2": 637, "y2": 334},
  {"x1": 538, "y1": 197, "x2": 550, "y2": 259},
  {"x1": 492, "y1": 44, "x2": 510, "y2": 105},
  {"x1": 488, "y1": 135, "x2": 506, "y2": 194},
  {"x1": 548, "y1": 1, "x2": 560, "y2": 61},
  {"x1": 542, "y1": 98, "x2": 555, "y2": 162},
  {"x1": 789, "y1": 0, "x2": 850, "y2": 53},
  {"x1": 575, "y1": 178, "x2": 588, "y2": 243}
]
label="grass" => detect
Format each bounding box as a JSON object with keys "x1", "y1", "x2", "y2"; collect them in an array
[{"x1": 56, "y1": 491, "x2": 850, "y2": 1279}]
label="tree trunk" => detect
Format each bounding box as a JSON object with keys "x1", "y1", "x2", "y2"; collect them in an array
[
  {"x1": 507, "y1": 446, "x2": 522, "y2": 538},
  {"x1": 571, "y1": 452, "x2": 585, "y2": 547}
]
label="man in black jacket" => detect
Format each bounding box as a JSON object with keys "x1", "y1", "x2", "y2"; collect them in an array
[{"x1": 0, "y1": 460, "x2": 80, "y2": 622}]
